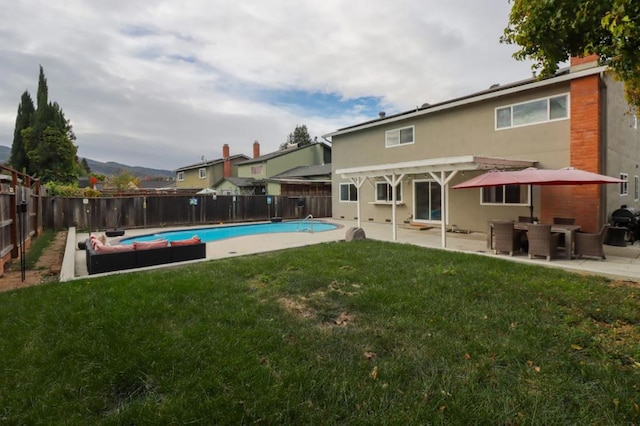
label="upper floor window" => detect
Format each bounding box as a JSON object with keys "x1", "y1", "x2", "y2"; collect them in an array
[
  {"x1": 635, "y1": 175, "x2": 639, "y2": 200},
  {"x1": 339, "y1": 183, "x2": 358, "y2": 202},
  {"x1": 496, "y1": 94, "x2": 569, "y2": 130},
  {"x1": 481, "y1": 184, "x2": 530, "y2": 205},
  {"x1": 199, "y1": 168, "x2": 206, "y2": 179},
  {"x1": 385, "y1": 126, "x2": 414, "y2": 148},
  {"x1": 375, "y1": 182, "x2": 403, "y2": 202},
  {"x1": 177, "y1": 171, "x2": 184, "y2": 181},
  {"x1": 251, "y1": 165, "x2": 263, "y2": 175},
  {"x1": 620, "y1": 173, "x2": 629, "y2": 196}
]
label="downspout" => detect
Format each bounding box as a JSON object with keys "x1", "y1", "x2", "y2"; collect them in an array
[{"x1": 599, "y1": 72, "x2": 608, "y2": 227}]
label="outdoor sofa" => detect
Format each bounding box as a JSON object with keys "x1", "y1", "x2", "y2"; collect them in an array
[{"x1": 85, "y1": 235, "x2": 206, "y2": 275}]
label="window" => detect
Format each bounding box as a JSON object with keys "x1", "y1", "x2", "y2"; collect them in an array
[
  {"x1": 620, "y1": 173, "x2": 629, "y2": 196},
  {"x1": 199, "y1": 168, "x2": 206, "y2": 179},
  {"x1": 481, "y1": 184, "x2": 530, "y2": 205},
  {"x1": 385, "y1": 126, "x2": 414, "y2": 147},
  {"x1": 251, "y1": 165, "x2": 263, "y2": 175},
  {"x1": 496, "y1": 94, "x2": 569, "y2": 129},
  {"x1": 635, "y1": 176, "x2": 639, "y2": 200},
  {"x1": 339, "y1": 183, "x2": 358, "y2": 202},
  {"x1": 375, "y1": 182, "x2": 402, "y2": 202},
  {"x1": 177, "y1": 171, "x2": 184, "y2": 181}
]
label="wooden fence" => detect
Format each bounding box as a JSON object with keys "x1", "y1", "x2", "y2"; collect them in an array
[
  {"x1": 0, "y1": 166, "x2": 43, "y2": 267},
  {"x1": 43, "y1": 195, "x2": 332, "y2": 231}
]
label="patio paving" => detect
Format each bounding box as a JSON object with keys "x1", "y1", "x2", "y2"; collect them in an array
[{"x1": 65, "y1": 219, "x2": 640, "y2": 282}]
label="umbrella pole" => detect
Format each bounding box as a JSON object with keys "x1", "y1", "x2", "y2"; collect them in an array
[{"x1": 529, "y1": 184, "x2": 534, "y2": 222}]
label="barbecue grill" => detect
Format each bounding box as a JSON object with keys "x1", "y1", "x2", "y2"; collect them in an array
[{"x1": 610, "y1": 206, "x2": 640, "y2": 243}]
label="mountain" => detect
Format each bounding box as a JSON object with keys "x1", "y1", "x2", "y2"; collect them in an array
[{"x1": 0, "y1": 145, "x2": 174, "y2": 178}]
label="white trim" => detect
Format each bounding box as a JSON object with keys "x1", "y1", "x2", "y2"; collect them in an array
[
  {"x1": 620, "y1": 173, "x2": 629, "y2": 196},
  {"x1": 324, "y1": 66, "x2": 607, "y2": 139},
  {"x1": 479, "y1": 184, "x2": 531, "y2": 206},
  {"x1": 339, "y1": 182, "x2": 358, "y2": 202},
  {"x1": 176, "y1": 171, "x2": 184, "y2": 181},
  {"x1": 375, "y1": 181, "x2": 403, "y2": 202},
  {"x1": 198, "y1": 168, "x2": 206, "y2": 179}
]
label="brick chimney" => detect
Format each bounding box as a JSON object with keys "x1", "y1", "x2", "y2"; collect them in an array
[
  {"x1": 253, "y1": 140, "x2": 260, "y2": 158},
  {"x1": 223, "y1": 144, "x2": 231, "y2": 177},
  {"x1": 570, "y1": 53, "x2": 599, "y2": 72}
]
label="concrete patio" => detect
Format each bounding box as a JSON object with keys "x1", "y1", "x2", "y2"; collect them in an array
[{"x1": 60, "y1": 219, "x2": 640, "y2": 282}]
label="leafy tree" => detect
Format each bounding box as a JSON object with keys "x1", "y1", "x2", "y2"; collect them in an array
[
  {"x1": 10, "y1": 66, "x2": 79, "y2": 182},
  {"x1": 502, "y1": 0, "x2": 640, "y2": 108},
  {"x1": 279, "y1": 124, "x2": 313, "y2": 150},
  {"x1": 10, "y1": 91, "x2": 35, "y2": 172},
  {"x1": 105, "y1": 169, "x2": 140, "y2": 192},
  {"x1": 22, "y1": 126, "x2": 78, "y2": 184}
]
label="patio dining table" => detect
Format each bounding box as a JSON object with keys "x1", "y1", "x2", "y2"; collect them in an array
[{"x1": 487, "y1": 221, "x2": 581, "y2": 260}]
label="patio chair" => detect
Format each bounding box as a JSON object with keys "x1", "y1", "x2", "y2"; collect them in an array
[
  {"x1": 553, "y1": 217, "x2": 576, "y2": 249},
  {"x1": 527, "y1": 223, "x2": 560, "y2": 261},
  {"x1": 574, "y1": 224, "x2": 610, "y2": 260},
  {"x1": 492, "y1": 221, "x2": 521, "y2": 256},
  {"x1": 553, "y1": 217, "x2": 576, "y2": 225},
  {"x1": 518, "y1": 216, "x2": 538, "y2": 223}
]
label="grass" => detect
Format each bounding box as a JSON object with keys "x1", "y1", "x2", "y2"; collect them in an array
[
  {"x1": 0, "y1": 240, "x2": 639, "y2": 424},
  {"x1": 8, "y1": 229, "x2": 57, "y2": 270}
]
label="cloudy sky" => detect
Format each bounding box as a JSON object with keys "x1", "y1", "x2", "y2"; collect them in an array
[{"x1": 0, "y1": 0, "x2": 535, "y2": 171}]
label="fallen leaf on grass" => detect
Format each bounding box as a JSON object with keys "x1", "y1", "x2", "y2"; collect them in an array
[
  {"x1": 364, "y1": 351, "x2": 377, "y2": 361},
  {"x1": 464, "y1": 353, "x2": 471, "y2": 360},
  {"x1": 571, "y1": 344, "x2": 583, "y2": 351},
  {"x1": 371, "y1": 366, "x2": 378, "y2": 380}
]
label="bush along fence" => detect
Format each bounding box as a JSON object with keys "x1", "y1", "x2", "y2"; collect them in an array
[
  {"x1": 43, "y1": 195, "x2": 332, "y2": 232},
  {"x1": 0, "y1": 165, "x2": 43, "y2": 270}
]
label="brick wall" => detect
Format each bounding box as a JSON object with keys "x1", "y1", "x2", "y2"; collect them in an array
[{"x1": 540, "y1": 73, "x2": 602, "y2": 232}]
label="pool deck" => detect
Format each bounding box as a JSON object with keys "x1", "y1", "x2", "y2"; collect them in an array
[{"x1": 63, "y1": 219, "x2": 640, "y2": 282}]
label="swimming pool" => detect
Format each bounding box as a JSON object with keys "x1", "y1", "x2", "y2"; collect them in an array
[{"x1": 120, "y1": 220, "x2": 339, "y2": 244}]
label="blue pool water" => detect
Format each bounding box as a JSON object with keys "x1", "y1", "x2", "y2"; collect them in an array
[{"x1": 120, "y1": 220, "x2": 338, "y2": 244}]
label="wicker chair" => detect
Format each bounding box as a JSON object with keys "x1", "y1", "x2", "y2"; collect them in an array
[
  {"x1": 553, "y1": 217, "x2": 576, "y2": 249},
  {"x1": 553, "y1": 217, "x2": 576, "y2": 225},
  {"x1": 492, "y1": 221, "x2": 521, "y2": 256},
  {"x1": 574, "y1": 224, "x2": 610, "y2": 260},
  {"x1": 527, "y1": 223, "x2": 560, "y2": 261},
  {"x1": 518, "y1": 216, "x2": 538, "y2": 223}
]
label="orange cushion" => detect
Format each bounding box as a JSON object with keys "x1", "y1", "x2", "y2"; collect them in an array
[
  {"x1": 94, "y1": 244, "x2": 134, "y2": 254},
  {"x1": 170, "y1": 236, "x2": 202, "y2": 246},
  {"x1": 133, "y1": 240, "x2": 169, "y2": 250}
]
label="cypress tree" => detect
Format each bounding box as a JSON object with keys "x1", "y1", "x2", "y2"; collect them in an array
[{"x1": 10, "y1": 91, "x2": 35, "y2": 171}]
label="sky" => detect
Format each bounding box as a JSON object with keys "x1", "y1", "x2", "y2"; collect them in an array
[{"x1": 0, "y1": 0, "x2": 535, "y2": 171}]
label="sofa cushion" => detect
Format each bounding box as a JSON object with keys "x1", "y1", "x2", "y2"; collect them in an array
[
  {"x1": 133, "y1": 239, "x2": 169, "y2": 250},
  {"x1": 94, "y1": 243, "x2": 135, "y2": 254},
  {"x1": 171, "y1": 236, "x2": 202, "y2": 246}
]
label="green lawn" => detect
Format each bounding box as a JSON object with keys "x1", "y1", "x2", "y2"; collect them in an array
[{"x1": 1, "y1": 240, "x2": 638, "y2": 424}]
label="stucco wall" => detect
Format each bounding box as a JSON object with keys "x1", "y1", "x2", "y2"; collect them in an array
[{"x1": 604, "y1": 72, "x2": 640, "y2": 220}]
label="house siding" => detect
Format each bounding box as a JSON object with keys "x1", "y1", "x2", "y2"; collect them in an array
[{"x1": 332, "y1": 83, "x2": 571, "y2": 231}]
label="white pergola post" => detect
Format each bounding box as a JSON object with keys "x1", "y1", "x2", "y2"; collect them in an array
[
  {"x1": 348, "y1": 176, "x2": 367, "y2": 228},
  {"x1": 383, "y1": 173, "x2": 405, "y2": 241},
  {"x1": 429, "y1": 170, "x2": 458, "y2": 248}
]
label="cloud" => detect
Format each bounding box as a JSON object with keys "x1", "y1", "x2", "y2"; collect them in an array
[{"x1": 0, "y1": 0, "x2": 534, "y2": 170}]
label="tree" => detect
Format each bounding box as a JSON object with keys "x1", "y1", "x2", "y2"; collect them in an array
[
  {"x1": 22, "y1": 126, "x2": 78, "y2": 183},
  {"x1": 279, "y1": 124, "x2": 313, "y2": 150},
  {"x1": 502, "y1": 0, "x2": 640, "y2": 108},
  {"x1": 10, "y1": 66, "x2": 79, "y2": 182},
  {"x1": 10, "y1": 91, "x2": 35, "y2": 172},
  {"x1": 105, "y1": 169, "x2": 139, "y2": 192}
]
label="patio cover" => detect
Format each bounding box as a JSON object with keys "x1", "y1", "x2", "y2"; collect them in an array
[{"x1": 335, "y1": 155, "x2": 536, "y2": 247}]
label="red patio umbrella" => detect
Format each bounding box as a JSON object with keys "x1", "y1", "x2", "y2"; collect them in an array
[{"x1": 452, "y1": 167, "x2": 625, "y2": 220}]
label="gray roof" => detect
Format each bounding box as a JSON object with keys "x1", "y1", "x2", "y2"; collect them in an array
[
  {"x1": 223, "y1": 177, "x2": 261, "y2": 187},
  {"x1": 175, "y1": 154, "x2": 249, "y2": 172},
  {"x1": 271, "y1": 164, "x2": 332, "y2": 179},
  {"x1": 238, "y1": 142, "x2": 331, "y2": 165}
]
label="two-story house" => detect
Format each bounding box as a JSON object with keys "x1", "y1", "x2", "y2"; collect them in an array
[
  {"x1": 214, "y1": 141, "x2": 332, "y2": 195},
  {"x1": 326, "y1": 55, "x2": 640, "y2": 239},
  {"x1": 175, "y1": 144, "x2": 249, "y2": 191}
]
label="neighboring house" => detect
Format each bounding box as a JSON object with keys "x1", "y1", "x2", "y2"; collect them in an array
[
  {"x1": 175, "y1": 144, "x2": 249, "y2": 190},
  {"x1": 325, "y1": 55, "x2": 640, "y2": 238},
  {"x1": 214, "y1": 141, "x2": 331, "y2": 195},
  {"x1": 268, "y1": 164, "x2": 332, "y2": 196}
]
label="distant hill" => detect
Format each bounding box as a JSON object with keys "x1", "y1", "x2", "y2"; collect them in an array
[{"x1": 0, "y1": 145, "x2": 173, "y2": 178}]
